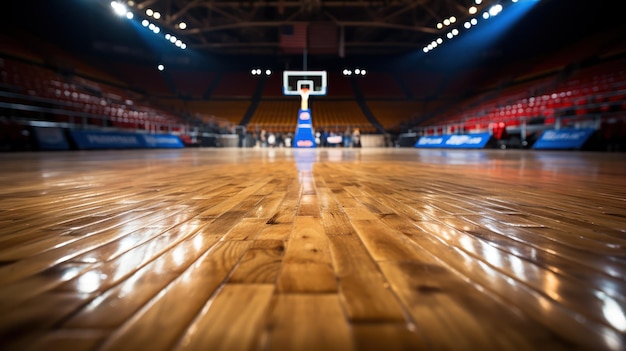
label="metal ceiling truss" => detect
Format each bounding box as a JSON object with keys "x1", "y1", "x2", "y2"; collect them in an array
[{"x1": 122, "y1": 0, "x2": 484, "y2": 55}]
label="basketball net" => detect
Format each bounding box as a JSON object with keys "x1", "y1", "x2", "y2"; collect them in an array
[{"x1": 300, "y1": 88, "x2": 310, "y2": 110}]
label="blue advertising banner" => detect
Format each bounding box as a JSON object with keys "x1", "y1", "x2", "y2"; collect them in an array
[
  {"x1": 33, "y1": 127, "x2": 70, "y2": 150},
  {"x1": 141, "y1": 134, "x2": 184, "y2": 148},
  {"x1": 532, "y1": 129, "x2": 595, "y2": 150},
  {"x1": 415, "y1": 133, "x2": 491, "y2": 149},
  {"x1": 69, "y1": 130, "x2": 183, "y2": 149}
]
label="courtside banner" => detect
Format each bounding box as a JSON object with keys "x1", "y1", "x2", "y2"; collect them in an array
[
  {"x1": 415, "y1": 133, "x2": 491, "y2": 149},
  {"x1": 70, "y1": 130, "x2": 183, "y2": 149},
  {"x1": 532, "y1": 129, "x2": 595, "y2": 150},
  {"x1": 141, "y1": 134, "x2": 184, "y2": 148},
  {"x1": 33, "y1": 127, "x2": 70, "y2": 150}
]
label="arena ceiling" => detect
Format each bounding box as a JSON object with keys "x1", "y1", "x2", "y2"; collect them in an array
[{"x1": 3, "y1": 0, "x2": 623, "y2": 67}]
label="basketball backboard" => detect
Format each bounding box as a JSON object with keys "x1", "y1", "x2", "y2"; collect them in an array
[{"x1": 283, "y1": 70, "x2": 327, "y2": 96}]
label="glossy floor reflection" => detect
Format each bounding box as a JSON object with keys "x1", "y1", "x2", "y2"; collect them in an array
[{"x1": 0, "y1": 148, "x2": 625, "y2": 351}]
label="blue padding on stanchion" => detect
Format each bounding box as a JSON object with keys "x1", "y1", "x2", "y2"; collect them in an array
[{"x1": 293, "y1": 109, "x2": 316, "y2": 148}]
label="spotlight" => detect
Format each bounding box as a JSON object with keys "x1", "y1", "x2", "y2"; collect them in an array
[
  {"x1": 361, "y1": 69, "x2": 366, "y2": 75},
  {"x1": 141, "y1": 19, "x2": 149, "y2": 27},
  {"x1": 181, "y1": 43, "x2": 187, "y2": 49},
  {"x1": 266, "y1": 69, "x2": 272, "y2": 75},
  {"x1": 179, "y1": 22, "x2": 187, "y2": 30},
  {"x1": 483, "y1": 11, "x2": 490, "y2": 19},
  {"x1": 110, "y1": 1, "x2": 127, "y2": 16},
  {"x1": 355, "y1": 69, "x2": 361, "y2": 74},
  {"x1": 471, "y1": 18, "x2": 478, "y2": 25},
  {"x1": 153, "y1": 12, "x2": 161, "y2": 20},
  {"x1": 464, "y1": 21, "x2": 471, "y2": 29},
  {"x1": 146, "y1": 8, "x2": 153, "y2": 16},
  {"x1": 452, "y1": 29, "x2": 459, "y2": 36},
  {"x1": 436, "y1": 38, "x2": 443, "y2": 44},
  {"x1": 157, "y1": 64, "x2": 165, "y2": 71},
  {"x1": 469, "y1": 6, "x2": 477, "y2": 14},
  {"x1": 449, "y1": 16, "x2": 456, "y2": 23},
  {"x1": 437, "y1": 22, "x2": 443, "y2": 29},
  {"x1": 126, "y1": 12, "x2": 133, "y2": 19},
  {"x1": 475, "y1": 0, "x2": 482, "y2": 4},
  {"x1": 443, "y1": 19, "x2": 450, "y2": 26},
  {"x1": 489, "y1": 4, "x2": 503, "y2": 16}
]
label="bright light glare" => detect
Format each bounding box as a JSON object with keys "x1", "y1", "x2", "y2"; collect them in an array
[
  {"x1": 436, "y1": 38, "x2": 443, "y2": 44},
  {"x1": 489, "y1": 4, "x2": 503, "y2": 16},
  {"x1": 146, "y1": 8, "x2": 153, "y2": 16},
  {"x1": 443, "y1": 19, "x2": 450, "y2": 26},
  {"x1": 483, "y1": 11, "x2": 490, "y2": 19},
  {"x1": 449, "y1": 16, "x2": 456, "y2": 23},
  {"x1": 110, "y1": 1, "x2": 127, "y2": 16},
  {"x1": 265, "y1": 69, "x2": 272, "y2": 75},
  {"x1": 475, "y1": 0, "x2": 482, "y2": 4},
  {"x1": 142, "y1": 19, "x2": 149, "y2": 26},
  {"x1": 181, "y1": 43, "x2": 187, "y2": 49},
  {"x1": 464, "y1": 21, "x2": 471, "y2": 28},
  {"x1": 179, "y1": 22, "x2": 187, "y2": 30},
  {"x1": 170, "y1": 36, "x2": 177, "y2": 43},
  {"x1": 469, "y1": 6, "x2": 477, "y2": 14},
  {"x1": 153, "y1": 11, "x2": 161, "y2": 20},
  {"x1": 471, "y1": 18, "x2": 478, "y2": 25},
  {"x1": 157, "y1": 64, "x2": 164, "y2": 71},
  {"x1": 452, "y1": 28, "x2": 459, "y2": 36},
  {"x1": 152, "y1": 26, "x2": 160, "y2": 34},
  {"x1": 126, "y1": 12, "x2": 133, "y2": 19},
  {"x1": 361, "y1": 69, "x2": 366, "y2": 75}
]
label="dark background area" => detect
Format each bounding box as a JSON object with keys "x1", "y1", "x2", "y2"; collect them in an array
[{"x1": 2, "y1": 0, "x2": 624, "y2": 72}]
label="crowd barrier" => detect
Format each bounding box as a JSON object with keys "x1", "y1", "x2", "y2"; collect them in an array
[
  {"x1": 415, "y1": 133, "x2": 492, "y2": 149},
  {"x1": 31, "y1": 128, "x2": 184, "y2": 150},
  {"x1": 532, "y1": 129, "x2": 595, "y2": 150}
]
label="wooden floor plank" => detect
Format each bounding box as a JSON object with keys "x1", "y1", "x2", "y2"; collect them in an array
[
  {"x1": 174, "y1": 284, "x2": 274, "y2": 351},
  {"x1": 97, "y1": 240, "x2": 251, "y2": 351},
  {"x1": 277, "y1": 217, "x2": 336, "y2": 293},
  {"x1": 265, "y1": 294, "x2": 354, "y2": 351},
  {"x1": 327, "y1": 234, "x2": 406, "y2": 322}
]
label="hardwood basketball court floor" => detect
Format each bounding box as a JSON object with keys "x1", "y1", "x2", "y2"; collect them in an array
[{"x1": 0, "y1": 147, "x2": 624, "y2": 351}]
